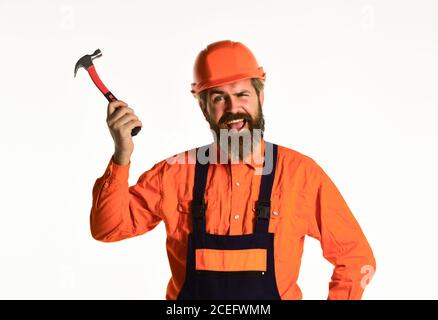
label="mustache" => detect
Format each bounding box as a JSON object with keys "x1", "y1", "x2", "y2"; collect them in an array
[{"x1": 218, "y1": 112, "x2": 252, "y2": 126}]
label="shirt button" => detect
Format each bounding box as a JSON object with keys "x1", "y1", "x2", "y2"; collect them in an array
[
  {"x1": 234, "y1": 214, "x2": 240, "y2": 220},
  {"x1": 235, "y1": 181, "x2": 240, "y2": 187},
  {"x1": 273, "y1": 211, "x2": 279, "y2": 216}
]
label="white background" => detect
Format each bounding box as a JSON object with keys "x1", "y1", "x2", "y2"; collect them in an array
[{"x1": 0, "y1": 0, "x2": 437, "y2": 299}]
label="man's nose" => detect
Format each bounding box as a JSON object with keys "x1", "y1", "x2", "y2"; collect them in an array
[{"x1": 225, "y1": 95, "x2": 242, "y2": 113}]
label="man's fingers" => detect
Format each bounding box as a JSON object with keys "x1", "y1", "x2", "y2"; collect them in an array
[
  {"x1": 107, "y1": 100, "x2": 128, "y2": 117},
  {"x1": 107, "y1": 106, "x2": 135, "y2": 126},
  {"x1": 113, "y1": 113, "x2": 139, "y2": 128},
  {"x1": 125, "y1": 119, "x2": 143, "y2": 131},
  {"x1": 115, "y1": 119, "x2": 142, "y2": 136}
]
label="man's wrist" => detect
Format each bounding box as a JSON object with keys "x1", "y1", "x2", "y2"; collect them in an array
[{"x1": 113, "y1": 152, "x2": 131, "y2": 166}]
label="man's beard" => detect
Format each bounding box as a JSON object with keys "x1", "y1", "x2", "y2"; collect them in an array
[{"x1": 207, "y1": 102, "x2": 265, "y2": 163}]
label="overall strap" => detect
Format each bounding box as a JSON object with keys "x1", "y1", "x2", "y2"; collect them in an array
[
  {"x1": 191, "y1": 145, "x2": 210, "y2": 235},
  {"x1": 255, "y1": 142, "x2": 278, "y2": 234}
]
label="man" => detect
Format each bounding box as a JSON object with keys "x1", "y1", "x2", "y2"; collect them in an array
[{"x1": 90, "y1": 40, "x2": 376, "y2": 300}]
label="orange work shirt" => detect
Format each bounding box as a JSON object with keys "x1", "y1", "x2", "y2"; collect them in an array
[{"x1": 90, "y1": 140, "x2": 376, "y2": 299}]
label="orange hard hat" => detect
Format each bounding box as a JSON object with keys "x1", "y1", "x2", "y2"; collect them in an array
[{"x1": 191, "y1": 40, "x2": 266, "y2": 95}]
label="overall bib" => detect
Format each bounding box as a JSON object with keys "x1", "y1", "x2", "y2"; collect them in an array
[{"x1": 177, "y1": 142, "x2": 281, "y2": 300}]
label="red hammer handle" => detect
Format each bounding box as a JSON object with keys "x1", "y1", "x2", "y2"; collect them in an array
[{"x1": 87, "y1": 65, "x2": 141, "y2": 136}]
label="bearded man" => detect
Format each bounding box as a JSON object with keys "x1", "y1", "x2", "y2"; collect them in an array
[{"x1": 90, "y1": 40, "x2": 376, "y2": 300}]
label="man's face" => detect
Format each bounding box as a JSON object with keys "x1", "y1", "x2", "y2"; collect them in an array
[
  {"x1": 199, "y1": 78, "x2": 265, "y2": 161},
  {"x1": 200, "y1": 78, "x2": 264, "y2": 132}
]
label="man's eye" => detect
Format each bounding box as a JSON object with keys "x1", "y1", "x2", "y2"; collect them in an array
[{"x1": 213, "y1": 96, "x2": 223, "y2": 103}]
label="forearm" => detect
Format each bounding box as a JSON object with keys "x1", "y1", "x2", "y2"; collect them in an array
[
  {"x1": 327, "y1": 244, "x2": 376, "y2": 300},
  {"x1": 304, "y1": 160, "x2": 376, "y2": 299},
  {"x1": 90, "y1": 156, "x2": 132, "y2": 242},
  {"x1": 90, "y1": 156, "x2": 164, "y2": 242}
]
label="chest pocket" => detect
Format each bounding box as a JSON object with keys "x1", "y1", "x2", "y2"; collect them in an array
[
  {"x1": 175, "y1": 199, "x2": 192, "y2": 241},
  {"x1": 176, "y1": 198, "x2": 221, "y2": 239},
  {"x1": 176, "y1": 198, "x2": 282, "y2": 239}
]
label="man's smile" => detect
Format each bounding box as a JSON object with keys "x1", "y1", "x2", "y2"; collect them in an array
[{"x1": 225, "y1": 118, "x2": 247, "y2": 131}]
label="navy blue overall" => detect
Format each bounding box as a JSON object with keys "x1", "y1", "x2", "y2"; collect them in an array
[{"x1": 177, "y1": 142, "x2": 281, "y2": 300}]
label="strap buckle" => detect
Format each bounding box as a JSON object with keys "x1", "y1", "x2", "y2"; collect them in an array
[{"x1": 255, "y1": 200, "x2": 271, "y2": 220}]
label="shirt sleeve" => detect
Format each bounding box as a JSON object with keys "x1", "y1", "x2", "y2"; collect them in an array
[
  {"x1": 90, "y1": 155, "x2": 164, "y2": 242},
  {"x1": 305, "y1": 160, "x2": 376, "y2": 300}
]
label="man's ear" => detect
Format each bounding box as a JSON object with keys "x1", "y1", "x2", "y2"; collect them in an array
[{"x1": 199, "y1": 99, "x2": 209, "y2": 122}]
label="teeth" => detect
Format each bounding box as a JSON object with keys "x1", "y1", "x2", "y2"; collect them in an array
[{"x1": 226, "y1": 119, "x2": 244, "y2": 124}]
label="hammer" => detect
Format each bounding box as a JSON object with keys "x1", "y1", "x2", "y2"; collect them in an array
[{"x1": 74, "y1": 49, "x2": 141, "y2": 136}]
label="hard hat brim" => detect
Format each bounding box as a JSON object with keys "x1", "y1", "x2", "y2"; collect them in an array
[{"x1": 191, "y1": 69, "x2": 266, "y2": 96}]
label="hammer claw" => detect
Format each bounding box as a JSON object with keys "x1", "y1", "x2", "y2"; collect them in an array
[{"x1": 74, "y1": 49, "x2": 142, "y2": 136}]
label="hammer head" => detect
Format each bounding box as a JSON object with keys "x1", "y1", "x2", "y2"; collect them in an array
[{"x1": 74, "y1": 49, "x2": 103, "y2": 77}]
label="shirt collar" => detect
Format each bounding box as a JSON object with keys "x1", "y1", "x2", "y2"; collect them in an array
[{"x1": 209, "y1": 139, "x2": 266, "y2": 170}]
